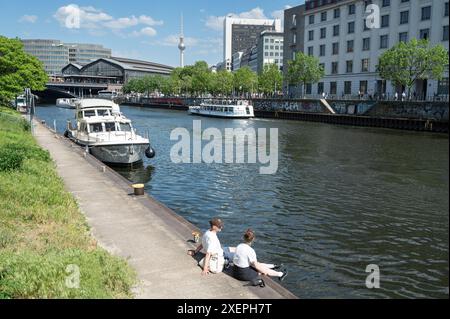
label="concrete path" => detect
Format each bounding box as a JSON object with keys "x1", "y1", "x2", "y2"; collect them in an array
[{"x1": 33, "y1": 120, "x2": 296, "y2": 299}]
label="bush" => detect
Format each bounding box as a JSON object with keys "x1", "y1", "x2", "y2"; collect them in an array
[{"x1": 0, "y1": 145, "x2": 24, "y2": 172}]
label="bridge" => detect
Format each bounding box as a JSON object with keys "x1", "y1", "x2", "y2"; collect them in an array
[{"x1": 34, "y1": 82, "x2": 109, "y2": 102}]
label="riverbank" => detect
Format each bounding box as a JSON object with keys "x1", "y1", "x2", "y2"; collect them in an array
[
  {"x1": 0, "y1": 107, "x2": 136, "y2": 298},
  {"x1": 121, "y1": 97, "x2": 448, "y2": 133},
  {"x1": 30, "y1": 116, "x2": 296, "y2": 299}
]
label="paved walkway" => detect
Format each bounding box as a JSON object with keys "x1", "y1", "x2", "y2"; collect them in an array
[{"x1": 33, "y1": 120, "x2": 296, "y2": 299}]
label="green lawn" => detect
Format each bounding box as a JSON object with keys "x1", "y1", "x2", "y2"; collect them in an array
[{"x1": 0, "y1": 107, "x2": 136, "y2": 298}]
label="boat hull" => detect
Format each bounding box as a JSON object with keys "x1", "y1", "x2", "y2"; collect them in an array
[
  {"x1": 89, "y1": 143, "x2": 149, "y2": 165},
  {"x1": 188, "y1": 110, "x2": 254, "y2": 119}
]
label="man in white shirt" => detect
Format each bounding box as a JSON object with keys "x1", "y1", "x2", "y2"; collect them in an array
[{"x1": 188, "y1": 218, "x2": 235, "y2": 275}]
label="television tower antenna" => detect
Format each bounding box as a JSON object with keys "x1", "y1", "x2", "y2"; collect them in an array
[{"x1": 178, "y1": 13, "x2": 186, "y2": 68}]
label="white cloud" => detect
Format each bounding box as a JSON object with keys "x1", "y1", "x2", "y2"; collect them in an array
[
  {"x1": 54, "y1": 4, "x2": 162, "y2": 35},
  {"x1": 205, "y1": 7, "x2": 269, "y2": 31},
  {"x1": 19, "y1": 15, "x2": 38, "y2": 23},
  {"x1": 159, "y1": 35, "x2": 200, "y2": 46},
  {"x1": 131, "y1": 27, "x2": 157, "y2": 37}
]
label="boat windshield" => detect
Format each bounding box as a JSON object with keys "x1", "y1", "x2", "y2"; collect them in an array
[
  {"x1": 119, "y1": 123, "x2": 132, "y2": 132},
  {"x1": 97, "y1": 109, "x2": 110, "y2": 116},
  {"x1": 84, "y1": 110, "x2": 96, "y2": 117},
  {"x1": 89, "y1": 123, "x2": 103, "y2": 133},
  {"x1": 105, "y1": 122, "x2": 116, "y2": 132}
]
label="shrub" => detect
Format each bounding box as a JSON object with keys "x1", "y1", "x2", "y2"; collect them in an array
[{"x1": 0, "y1": 145, "x2": 24, "y2": 172}]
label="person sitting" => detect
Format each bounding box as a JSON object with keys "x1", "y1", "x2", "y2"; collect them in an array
[
  {"x1": 232, "y1": 229, "x2": 287, "y2": 282},
  {"x1": 187, "y1": 218, "x2": 235, "y2": 275}
]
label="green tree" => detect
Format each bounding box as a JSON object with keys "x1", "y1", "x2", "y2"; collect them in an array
[
  {"x1": 258, "y1": 64, "x2": 283, "y2": 96},
  {"x1": 287, "y1": 52, "x2": 324, "y2": 97},
  {"x1": 210, "y1": 70, "x2": 234, "y2": 96},
  {"x1": 234, "y1": 67, "x2": 258, "y2": 96},
  {"x1": 0, "y1": 36, "x2": 48, "y2": 105},
  {"x1": 191, "y1": 61, "x2": 212, "y2": 96},
  {"x1": 378, "y1": 38, "x2": 449, "y2": 96}
]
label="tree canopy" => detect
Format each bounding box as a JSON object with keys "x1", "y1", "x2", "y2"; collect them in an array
[
  {"x1": 0, "y1": 36, "x2": 48, "y2": 105},
  {"x1": 378, "y1": 39, "x2": 449, "y2": 95},
  {"x1": 287, "y1": 52, "x2": 324, "y2": 96},
  {"x1": 258, "y1": 64, "x2": 283, "y2": 95}
]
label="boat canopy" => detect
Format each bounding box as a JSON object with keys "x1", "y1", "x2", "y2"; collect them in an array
[{"x1": 76, "y1": 99, "x2": 119, "y2": 111}]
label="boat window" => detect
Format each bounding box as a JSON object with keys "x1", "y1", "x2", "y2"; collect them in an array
[
  {"x1": 78, "y1": 111, "x2": 83, "y2": 119},
  {"x1": 89, "y1": 123, "x2": 103, "y2": 133},
  {"x1": 246, "y1": 107, "x2": 250, "y2": 115},
  {"x1": 105, "y1": 122, "x2": 116, "y2": 132},
  {"x1": 84, "y1": 110, "x2": 96, "y2": 117},
  {"x1": 97, "y1": 109, "x2": 110, "y2": 116},
  {"x1": 119, "y1": 123, "x2": 132, "y2": 132}
]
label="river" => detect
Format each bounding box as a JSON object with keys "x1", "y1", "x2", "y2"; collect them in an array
[{"x1": 36, "y1": 104, "x2": 449, "y2": 299}]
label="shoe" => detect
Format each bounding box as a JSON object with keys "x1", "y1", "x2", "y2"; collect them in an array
[
  {"x1": 273, "y1": 263, "x2": 284, "y2": 270},
  {"x1": 279, "y1": 269, "x2": 288, "y2": 282}
]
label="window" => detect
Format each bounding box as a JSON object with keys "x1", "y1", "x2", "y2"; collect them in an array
[
  {"x1": 421, "y1": 6, "x2": 431, "y2": 20},
  {"x1": 105, "y1": 122, "x2": 116, "y2": 132},
  {"x1": 399, "y1": 32, "x2": 408, "y2": 42},
  {"x1": 331, "y1": 62, "x2": 338, "y2": 74},
  {"x1": 347, "y1": 40, "x2": 354, "y2": 52},
  {"x1": 308, "y1": 46, "x2": 314, "y2": 56},
  {"x1": 444, "y1": 26, "x2": 449, "y2": 41},
  {"x1": 320, "y1": 27, "x2": 326, "y2": 39},
  {"x1": 306, "y1": 83, "x2": 312, "y2": 94},
  {"x1": 363, "y1": 38, "x2": 370, "y2": 51},
  {"x1": 348, "y1": 21, "x2": 355, "y2": 34},
  {"x1": 420, "y1": 29, "x2": 430, "y2": 40},
  {"x1": 308, "y1": 30, "x2": 314, "y2": 41},
  {"x1": 292, "y1": 14, "x2": 297, "y2": 26},
  {"x1": 346, "y1": 60, "x2": 353, "y2": 73},
  {"x1": 293, "y1": 34, "x2": 297, "y2": 44},
  {"x1": 382, "y1": 0, "x2": 390, "y2": 7},
  {"x1": 348, "y1": 4, "x2": 355, "y2": 15},
  {"x1": 89, "y1": 123, "x2": 103, "y2": 133},
  {"x1": 318, "y1": 82, "x2": 324, "y2": 94},
  {"x1": 380, "y1": 35, "x2": 389, "y2": 49},
  {"x1": 344, "y1": 81, "x2": 352, "y2": 95},
  {"x1": 330, "y1": 82, "x2": 337, "y2": 95},
  {"x1": 84, "y1": 110, "x2": 96, "y2": 117},
  {"x1": 333, "y1": 25, "x2": 340, "y2": 36},
  {"x1": 332, "y1": 42, "x2": 339, "y2": 55},
  {"x1": 446, "y1": 2, "x2": 449, "y2": 17},
  {"x1": 400, "y1": 11, "x2": 409, "y2": 24},
  {"x1": 361, "y1": 59, "x2": 370, "y2": 72},
  {"x1": 320, "y1": 44, "x2": 326, "y2": 56},
  {"x1": 321, "y1": 12, "x2": 327, "y2": 22},
  {"x1": 309, "y1": 15, "x2": 315, "y2": 24},
  {"x1": 334, "y1": 8, "x2": 340, "y2": 19},
  {"x1": 381, "y1": 15, "x2": 389, "y2": 28},
  {"x1": 360, "y1": 81, "x2": 368, "y2": 94},
  {"x1": 438, "y1": 78, "x2": 449, "y2": 94}
]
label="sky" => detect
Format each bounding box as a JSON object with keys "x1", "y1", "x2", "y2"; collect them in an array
[{"x1": 0, "y1": 0, "x2": 304, "y2": 67}]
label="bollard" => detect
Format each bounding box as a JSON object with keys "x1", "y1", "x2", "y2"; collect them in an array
[
  {"x1": 132, "y1": 184, "x2": 145, "y2": 196},
  {"x1": 101, "y1": 166, "x2": 106, "y2": 173}
]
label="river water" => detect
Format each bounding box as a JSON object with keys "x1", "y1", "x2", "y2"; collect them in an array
[{"x1": 36, "y1": 104, "x2": 449, "y2": 299}]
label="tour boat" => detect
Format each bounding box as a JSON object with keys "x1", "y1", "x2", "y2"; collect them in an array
[
  {"x1": 65, "y1": 99, "x2": 155, "y2": 165},
  {"x1": 188, "y1": 100, "x2": 254, "y2": 119},
  {"x1": 56, "y1": 98, "x2": 79, "y2": 109}
]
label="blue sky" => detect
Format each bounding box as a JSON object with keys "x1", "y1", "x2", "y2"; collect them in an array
[{"x1": 0, "y1": 1, "x2": 304, "y2": 67}]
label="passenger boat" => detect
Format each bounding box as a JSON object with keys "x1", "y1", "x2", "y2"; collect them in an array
[
  {"x1": 98, "y1": 90, "x2": 118, "y2": 100},
  {"x1": 64, "y1": 99, "x2": 155, "y2": 165},
  {"x1": 56, "y1": 98, "x2": 79, "y2": 109},
  {"x1": 188, "y1": 99, "x2": 254, "y2": 119}
]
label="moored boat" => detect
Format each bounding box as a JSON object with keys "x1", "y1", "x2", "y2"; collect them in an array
[{"x1": 188, "y1": 99, "x2": 254, "y2": 119}]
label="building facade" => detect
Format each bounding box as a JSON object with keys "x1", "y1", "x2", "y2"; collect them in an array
[
  {"x1": 21, "y1": 39, "x2": 112, "y2": 76},
  {"x1": 223, "y1": 17, "x2": 282, "y2": 64},
  {"x1": 284, "y1": 0, "x2": 449, "y2": 98},
  {"x1": 22, "y1": 39, "x2": 69, "y2": 75},
  {"x1": 61, "y1": 57, "x2": 174, "y2": 88},
  {"x1": 257, "y1": 31, "x2": 284, "y2": 74}
]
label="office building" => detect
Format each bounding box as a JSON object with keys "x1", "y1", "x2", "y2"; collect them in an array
[{"x1": 257, "y1": 31, "x2": 284, "y2": 73}]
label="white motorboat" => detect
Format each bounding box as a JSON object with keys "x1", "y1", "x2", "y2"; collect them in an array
[
  {"x1": 98, "y1": 90, "x2": 118, "y2": 100},
  {"x1": 57, "y1": 98, "x2": 79, "y2": 109},
  {"x1": 65, "y1": 99, "x2": 155, "y2": 165},
  {"x1": 188, "y1": 100, "x2": 254, "y2": 119}
]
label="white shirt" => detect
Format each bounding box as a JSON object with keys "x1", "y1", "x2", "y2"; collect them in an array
[
  {"x1": 233, "y1": 243, "x2": 257, "y2": 268},
  {"x1": 201, "y1": 230, "x2": 223, "y2": 256}
]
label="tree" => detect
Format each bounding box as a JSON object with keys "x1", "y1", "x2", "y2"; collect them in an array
[
  {"x1": 378, "y1": 39, "x2": 449, "y2": 97},
  {"x1": 287, "y1": 52, "x2": 324, "y2": 98},
  {"x1": 210, "y1": 70, "x2": 233, "y2": 96},
  {"x1": 0, "y1": 36, "x2": 48, "y2": 105},
  {"x1": 191, "y1": 61, "x2": 212, "y2": 96},
  {"x1": 258, "y1": 64, "x2": 283, "y2": 96},
  {"x1": 233, "y1": 67, "x2": 258, "y2": 96}
]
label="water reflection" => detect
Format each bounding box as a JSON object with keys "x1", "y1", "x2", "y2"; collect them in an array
[{"x1": 113, "y1": 164, "x2": 155, "y2": 184}]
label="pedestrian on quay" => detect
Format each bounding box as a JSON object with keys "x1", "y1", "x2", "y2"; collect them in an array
[
  {"x1": 187, "y1": 218, "x2": 235, "y2": 275},
  {"x1": 232, "y1": 229, "x2": 288, "y2": 282}
]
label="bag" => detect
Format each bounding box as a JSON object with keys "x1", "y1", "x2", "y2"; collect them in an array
[{"x1": 199, "y1": 254, "x2": 225, "y2": 274}]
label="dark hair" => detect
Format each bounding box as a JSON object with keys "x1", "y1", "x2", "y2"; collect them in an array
[
  {"x1": 210, "y1": 218, "x2": 224, "y2": 229},
  {"x1": 244, "y1": 229, "x2": 255, "y2": 243}
]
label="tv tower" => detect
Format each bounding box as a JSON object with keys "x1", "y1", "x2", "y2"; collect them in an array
[{"x1": 178, "y1": 13, "x2": 186, "y2": 68}]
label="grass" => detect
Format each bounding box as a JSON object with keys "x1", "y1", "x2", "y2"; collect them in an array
[{"x1": 0, "y1": 107, "x2": 136, "y2": 298}]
